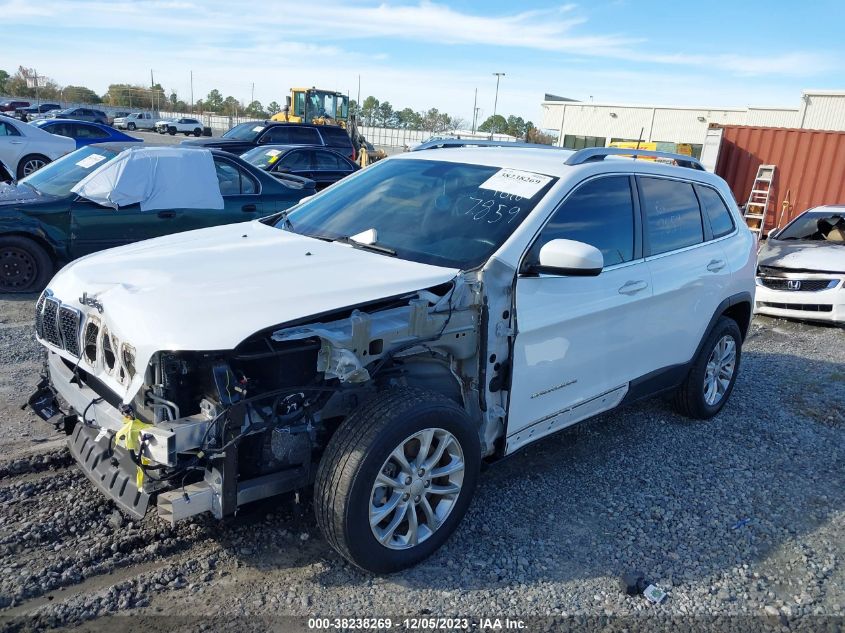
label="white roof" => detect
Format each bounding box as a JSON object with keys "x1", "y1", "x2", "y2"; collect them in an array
[{"x1": 72, "y1": 146, "x2": 224, "y2": 211}]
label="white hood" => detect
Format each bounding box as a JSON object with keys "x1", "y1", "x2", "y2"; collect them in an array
[
  {"x1": 759, "y1": 241, "x2": 845, "y2": 273},
  {"x1": 45, "y1": 221, "x2": 459, "y2": 402}
]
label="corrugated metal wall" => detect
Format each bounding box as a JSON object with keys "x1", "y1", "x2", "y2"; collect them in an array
[
  {"x1": 800, "y1": 94, "x2": 845, "y2": 131},
  {"x1": 714, "y1": 125, "x2": 845, "y2": 230}
]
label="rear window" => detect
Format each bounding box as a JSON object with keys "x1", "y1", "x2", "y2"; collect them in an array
[{"x1": 640, "y1": 177, "x2": 704, "y2": 256}]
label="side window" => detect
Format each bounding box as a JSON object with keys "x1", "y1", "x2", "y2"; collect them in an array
[
  {"x1": 313, "y1": 151, "x2": 347, "y2": 170},
  {"x1": 279, "y1": 150, "x2": 313, "y2": 171},
  {"x1": 51, "y1": 123, "x2": 75, "y2": 137},
  {"x1": 640, "y1": 177, "x2": 704, "y2": 255},
  {"x1": 0, "y1": 121, "x2": 21, "y2": 137},
  {"x1": 261, "y1": 127, "x2": 291, "y2": 144},
  {"x1": 696, "y1": 185, "x2": 735, "y2": 239},
  {"x1": 76, "y1": 124, "x2": 108, "y2": 139},
  {"x1": 213, "y1": 158, "x2": 258, "y2": 195},
  {"x1": 534, "y1": 176, "x2": 636, "y2": 267},
  {"x1": 289, "y1": 127, "x2": 321, "y2": 144}
]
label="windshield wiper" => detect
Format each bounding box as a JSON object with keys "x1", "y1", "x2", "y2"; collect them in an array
[{"x1": 332, "y1": 235, "x2": 396, "y2": 256}]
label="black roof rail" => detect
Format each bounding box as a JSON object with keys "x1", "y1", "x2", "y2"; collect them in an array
[
  {"x1": 411, "y1": 138, "x2": 565, "y2": 151},
  {"x1": 564, "y1": 147, "x2": 705, "y2": 171}
]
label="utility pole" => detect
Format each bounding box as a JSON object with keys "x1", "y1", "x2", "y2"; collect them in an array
[
  {"x1": 250, "y1": 82, "x2": 254, "y2": 107},
  {"x1": 471, "y1": 88, "x2": 478, "y2": 134},
  {"x1": 190, "y1": 70, "x2": 194, "y2": 114},
  {"x1": 492, "y1": 72, "x2": 505, "y2": 125},
  {"x1": 357, "y1": 75, "x2": 361, "y2": 109},
  {"x1": 150, "y1": 69, "x2": 155, "y2": 110}
]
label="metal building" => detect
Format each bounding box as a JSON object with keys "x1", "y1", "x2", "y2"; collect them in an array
[{"x1": 540, "y1": 90, "x2": 845, "y2": 157}]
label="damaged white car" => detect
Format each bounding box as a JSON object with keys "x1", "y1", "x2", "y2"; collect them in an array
[{"x1": 29, "y1": 146, "x2": 756, "y2": 573}]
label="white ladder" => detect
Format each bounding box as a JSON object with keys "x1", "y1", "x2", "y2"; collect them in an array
[{"x1": 743, "y1": 165, "x2": 775, "y2": 237}]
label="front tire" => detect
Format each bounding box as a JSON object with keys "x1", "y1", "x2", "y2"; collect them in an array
[
  {"x1": 673, "y1": 316, "x2": 742, "y2": 419},
  {"x1": 193, "y1": 128, "x2": 202, "y2": 137},
  {"x1": 314, "y1": 388, "x2": 480, "y2": 574},
  {"x1": 168, "y1": 126, "x2": 176, "y2": 135},
  {"x1": 0, "y1": 236, "x2": 53, "y2": 293},
  {"x1": 127, "y1": 122, "x2": 136, "y2": 131}
]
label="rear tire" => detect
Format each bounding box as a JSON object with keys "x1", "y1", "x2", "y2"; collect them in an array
[
  {"x1": 314, "y1": 388, "x2": 480, "y2": 574},
  {"x1": 168, "y1": 127, "x2": 176, "y2": 135},
  {"x1": 0, "y1": 236, "x2": 53, "y2": 293},
  {"x1": 16, "y1": 155, "x2": 50, "y2": 179},
  {"x1": 673, "y1": 316, "x2": 742, "y2": 419}
]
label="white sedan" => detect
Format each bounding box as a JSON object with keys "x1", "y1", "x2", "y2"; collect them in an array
[
  {"x1": 755, "y1": 206, "x2": 845, "y2": 324},
  {"x1": 155, "y1": 117, "x2": 204, "y2": 136},
  {"x1": 0, "y1": 114, "x2": 76, "y2": 179}
]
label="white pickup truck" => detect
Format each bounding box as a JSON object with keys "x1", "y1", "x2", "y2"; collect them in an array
[
  {"x1": 113, "y1": 112, "x2": 159, "y2": 131},
  {"x1": 155, "y1": 117, "x2": 204, "y2": 136}
]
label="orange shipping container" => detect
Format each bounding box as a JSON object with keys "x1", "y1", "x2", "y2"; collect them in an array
[{"x1": 711, "y1": 125, "x2": 845, "y2": 232}]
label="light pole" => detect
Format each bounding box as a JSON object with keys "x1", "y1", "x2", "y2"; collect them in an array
[{"x1": 492, "y1": 72, "x2": 505, "y2": 132}]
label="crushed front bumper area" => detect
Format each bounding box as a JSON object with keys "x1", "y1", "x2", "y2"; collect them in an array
[{"x1": 68, "y1": 422, "x2": 150, "y2": 519}]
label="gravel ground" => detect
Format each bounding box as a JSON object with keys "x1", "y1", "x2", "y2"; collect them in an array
[{"x1": 0, "y1": 293, "x2": 842, "y2": 632}]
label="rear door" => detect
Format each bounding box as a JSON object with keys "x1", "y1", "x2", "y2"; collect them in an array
[
  {"x1": 639, "y1": 176, "x2": 733, "y2": 370},
  {"x1": 507, "y1": 175, "x2": 656, "y2": 450},
  {"x1": 311, "y1": 149, "x2": 355, "y2": 189},
  {"x1": 171, "y1": 156, "x2": 264, "y2": 230},
  {"x1": 272, "y1": 148, "x2": 315, "y2": 181},
  {"x1": 0, "y1": 118, "x2": 26, "y2": 171}
]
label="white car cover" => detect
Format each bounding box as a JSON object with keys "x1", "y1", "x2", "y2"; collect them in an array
[{"x1": 71, "y1": 146, "x2": 224, "y2": 211}]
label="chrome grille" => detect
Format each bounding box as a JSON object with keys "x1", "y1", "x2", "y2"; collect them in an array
[
  {"x1": 759, "y1": 278, "x2": 836, "y2": 292},
  {"x1": 34, "y1": 292, "x2": 46, "y2": 338},
  {"x1": 42, "y1": 298, "x2": 61, "y2": 347},
  {"x1": 59, "y1": 307, "x2": 82, "y2": 357}
]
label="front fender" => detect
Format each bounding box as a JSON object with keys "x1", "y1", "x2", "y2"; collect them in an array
[{"x1": 0, "y1": 211, "x2": 70, "y2": 262}]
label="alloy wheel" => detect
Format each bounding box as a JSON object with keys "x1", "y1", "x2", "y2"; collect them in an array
[
  {"x1": 370, "y1": 428, "x2": 465, "y2": 550},
  {"x1": 703, "y1": 335, "x2": 737, "y2": 406},
  {"x1": 21, "y1": 158, "x2": 46, "y2": 177}
]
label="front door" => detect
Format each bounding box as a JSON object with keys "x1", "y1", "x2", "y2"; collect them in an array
[
  {"x1": 69, "y1": 198, "x2": 168, "y2": 258},
  {"x1": 507, "y1": 175, "x2": 656, "y2": 452}
]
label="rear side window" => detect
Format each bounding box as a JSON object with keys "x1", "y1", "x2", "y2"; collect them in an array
[
  {"x1": 319, "y1": 126, "x2": 352, "y2": 149},
  {"x1": 314, "y1": 150, "x2": 350, "y2": 170},
  {"x1": 288, "y1": 127, "x2": 321, "y2": 144},
  {"x1": 640, "y1": 177, "x2": 703, "y2": 255},
  {"x1": 76, "y1": 124, "x2": 109, "y2": 139},
  {"x1": 534, "y1": 176, "x2": 636, "y2": 267},
  {"x1": 0, "y1": 121, "x2": 21, "y2": 136},
  {"x1": 696, "y1": 185, "x2": 735, "y2": 238}
]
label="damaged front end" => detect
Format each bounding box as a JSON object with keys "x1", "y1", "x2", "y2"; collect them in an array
[{"x1": 36, "y1": 275, "x2": 490, "y2": 524}]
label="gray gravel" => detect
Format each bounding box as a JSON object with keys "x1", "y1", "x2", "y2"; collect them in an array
[{"x1": 0, "y1": 294, "x2": 842, "y2": 631}]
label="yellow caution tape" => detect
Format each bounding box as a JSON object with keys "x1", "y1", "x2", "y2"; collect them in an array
[{"x1": 115, "y1": 416, "x2": 154, "y2": 488}]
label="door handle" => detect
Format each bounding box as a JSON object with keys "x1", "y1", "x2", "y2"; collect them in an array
[
  {"x1": 707, "y1": 259, "x2": 726, "y2": 272},
  {"x1": 618, "y1": 280, "x2": 648, "y2": 295},
  {"x1": 242, "y1": 204, "x2": 257, "y2": 212},
  {"x1": 10, "y1": 140, "x2": 23, "y2": 145},
  {"x1": 157, "y1": 210, "x2": 176, "y2": 219}
]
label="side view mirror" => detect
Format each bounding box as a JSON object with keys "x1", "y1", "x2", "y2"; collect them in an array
[{"x1": 527, "y1": 239, "x2": 603, "y2": 276}]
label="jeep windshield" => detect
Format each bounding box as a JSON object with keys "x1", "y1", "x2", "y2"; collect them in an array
[
  {"x1": 18, "y1": 146, "x2": 119, "y2": 198},
  {"x1": 278, "y1": 158, "x2": 557, "y2": 269},
  {"x1": 222, "y1": 122, "x2": 265, "y2": 140}
]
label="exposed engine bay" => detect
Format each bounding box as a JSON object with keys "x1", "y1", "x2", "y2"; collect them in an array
[{"x1": 34, "y1": 269, "x2": 514, "y2": 525}]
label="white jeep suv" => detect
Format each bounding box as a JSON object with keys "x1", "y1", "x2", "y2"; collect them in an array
[{"x1": 29, "y1": 145, "x2": 756, "y2": 573}]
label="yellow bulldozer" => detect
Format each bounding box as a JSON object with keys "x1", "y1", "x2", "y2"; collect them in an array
[
  {"x1": 271, "y1": 87, "x2": 349, "y2": 127},
  {"x1": 270, "y1": 87, "x2": 385, "y2": 166}
]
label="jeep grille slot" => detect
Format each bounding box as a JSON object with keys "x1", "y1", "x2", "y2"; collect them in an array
[
  {"x1": 102, "y1": 328, "x2": 116, "y2": 371},
  {"x1": 59, "y1": 307, "x2": 82, "y2": 357},
  {"x1": 84, "y1": 321, "x2": 99, "y2": 363},
  {"x1": 35, "y1": 292, "x2": 46, "y2": 339},
  {"x1": 42, "y1": 297, "x2": 61, "y2": 348}
]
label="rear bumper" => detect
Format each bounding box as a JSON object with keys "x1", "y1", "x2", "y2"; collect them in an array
[{"x1": 754, "y1": 279, "x2": 845, "y2": 324}]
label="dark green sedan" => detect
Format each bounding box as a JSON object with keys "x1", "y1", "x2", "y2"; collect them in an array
[{"x1": 0, "y1": 143, "x2": 316, "y2": 292}]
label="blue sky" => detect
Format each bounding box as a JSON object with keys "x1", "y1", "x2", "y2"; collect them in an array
[{"x1": 2, "y1": 0, "x2": 843, "y2": 127}]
